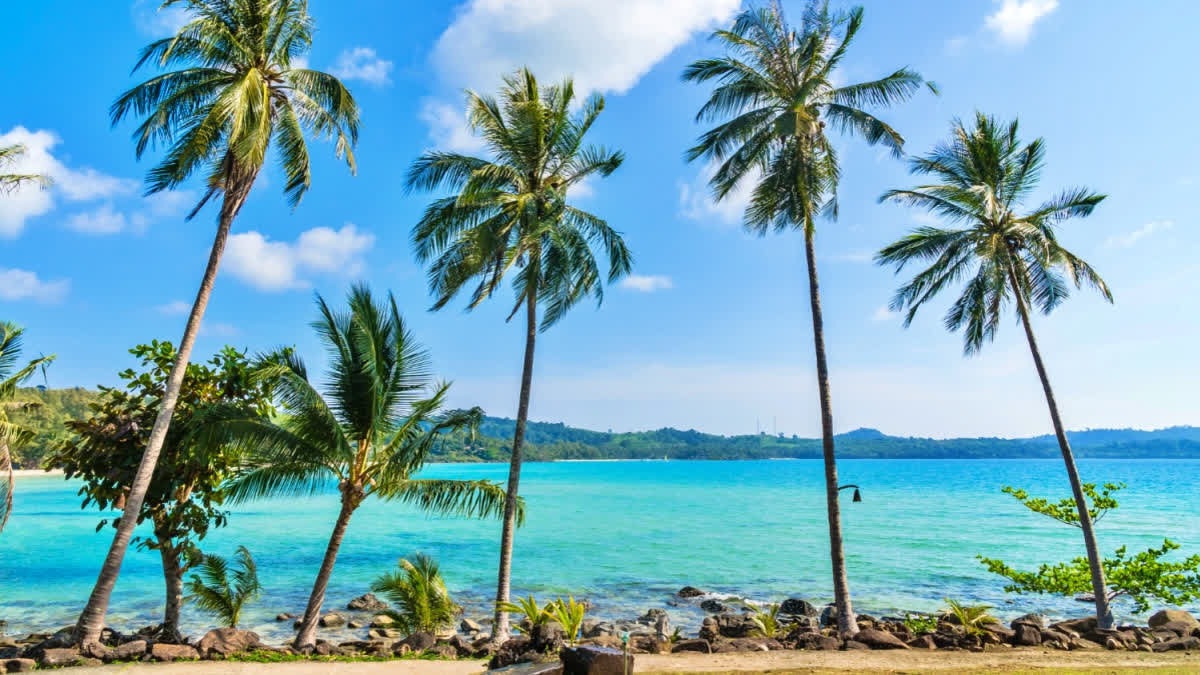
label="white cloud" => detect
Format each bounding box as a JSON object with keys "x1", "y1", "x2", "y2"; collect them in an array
[
  {"x1": 418, "y1": 99, "x2": 486, "y2": 154},
  {"x1": 0, "y1": 126, "x2": 139, "y2": 237},
  {"x1": 330, "y1": 47, "x2": 393, "y2": 86},
  {"x1": 66, "y1": 203, "x2": 131, "y2": 235},
  {"x1": 131, "y1": 0, "x2": 191, "y2": 36},
  {"x1": 225, "y1": 224, "x2": 375, "y2": 292},
  {"x1": 199, "y1": 322, "x2": 238, "y2": 338},
  {"x1": 985, "y1": 0, "x2": 1058, "y2": 46},
  {"x1": 872, "y1": 305, "x2": 900, "y2": 322},
  {"x1": 155, "y1": 300, "x2": 191, "y2": 316},
  {"x1": 1106, "y1": 220, "x2": 1174, "y2": 249},
  {"x1": 432, "y1": 0, "x2": 739, "y2": 97},
  {"x1": 678, "y1": 161, "x2": 755, "y2": 226},
  {"x1": 620, "y1": 274, "x2": 673, "y2": 292},
  {"x1": 0, "y1": 267, "x2": 69, "y2": 303},
  {"x1": 64, "y1": 189, "x2": 195, "y2": 236}
]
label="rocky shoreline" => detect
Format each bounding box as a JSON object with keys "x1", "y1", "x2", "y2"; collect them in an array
[{"x1": 3, "y1": 588, "x2": 1198, "y2": 673}]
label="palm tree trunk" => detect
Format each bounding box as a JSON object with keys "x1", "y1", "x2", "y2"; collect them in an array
[
  {"x1": 803, "y1": 228, "x2": 858, "y2": 638},
  {"x1": 156, "y1": 531, "x2": 184, "y2": 643},
  {"x1": 74, "y1": 171, "x2": 257, "y2": 646},
  {"x1": 1009, "y1": 273, "x2": 1114, "y2": 629},
  {"x1": 492, "y1": 288, "x2": 538, "y2": 642},
  {"x1": 0, "y1": 441, "x2": 11, "y2": 534},
  {"x1": 295, "y1": 491, "x2": 359, "y2": 649}
]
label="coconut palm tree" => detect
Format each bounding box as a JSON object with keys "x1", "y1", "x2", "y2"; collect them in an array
[
  {"x1": 682, "y1": 1, "x2": 932, "y2": 636},
  {"x1": 0, "y1": 322, "x2": 55, "y2": 534},
  {"x1": 405, "y1": 68, "x2": 629, "y2": 641},
  {"x1": 875, "y1": 112, "x2": 1114, "y2": 628},
  {"x1": 77, "y1": 0, "x2": 359, "y2": 645},
  {"x1": 0, "y1": 144, "x2": 53, "y2": 193},
  {"x1": 207, "y1": 285, "x2": 518, "y2": 649},
  {"x1": 184, "y1": 546, "x2": 262, "y2": 629}
]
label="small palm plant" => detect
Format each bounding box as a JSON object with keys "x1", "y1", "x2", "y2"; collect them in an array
[
  {"x1": 941, "y1": 598, "x2": 997, "y2": 637},
  {"x1": 370, "y1": 553, "x2": 460, "y2": 636},
  {"x1": 0, "y1": 322, "x2": 55, "y2": 534},
  {"x1": 748, "y1": 602, "x2": 787, "y2": 638},
  {"x1": 496, "y1": 595, "x2": 552, "y2": 634},
  {"x1": 547, "y1": 596, "x2": 587, "y2": 646},
  {"x1": 184, "y1": 546, "x2": 262, "y2": 629}
]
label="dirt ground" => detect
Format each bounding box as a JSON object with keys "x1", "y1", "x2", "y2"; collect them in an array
[{"x1": 57, "y1": 647, "x2": 1200, "y2": 674}]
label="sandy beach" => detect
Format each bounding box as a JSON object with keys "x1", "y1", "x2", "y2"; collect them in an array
[{"x1": 11, "y1": 468, "x2": 64, "y2": 478}]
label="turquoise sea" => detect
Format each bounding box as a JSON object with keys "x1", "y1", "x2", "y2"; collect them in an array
[{"x1": 2, "y1": 459, "x2": 1198, "y2": 643}]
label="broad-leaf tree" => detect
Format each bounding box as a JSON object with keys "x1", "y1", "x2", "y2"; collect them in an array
[
  {"x1": 206, "y1": 285, "x2": 519, "y2": 649},
  {"x1": 406, "y1": 68, "x2": 629, "y2": 640},
  {"x1": 0, "y1": 144, "x2": 53, "y2": 193},
  {"x1": 876, "y1": 112, "x2": 1115, "y2": 627},
  {"x1": 682, "y1": 1, "x2": 932, "y2": 636},
  {"x1": 78, "y1": 0, "x2": 359, "y2": 645},
  {"x1": 47, "y1": 342, "x2": 274, "y2": 640},
  {"x1": 0, "y1": 322, "x2": 55, "y2": 533}
]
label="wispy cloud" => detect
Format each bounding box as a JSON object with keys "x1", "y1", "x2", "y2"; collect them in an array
[
  {"x1": 0, "y1": 267, "x2": 69, "y2": 303},
  {"x1": 199, "y1": 322, "x2": 238, "y2": 338},
  {"x1": 678, "y1": 161, "x2": 755, "y2": 227},
  {"x1": 155, "y1": 300, "x2": 191, "y2": 316},
  {"x1": 872, "y1": 305, "x2": 900, "y2": 322},
  {"x1": 985, "y1": 0, "x2": 1058, "y2": 46},
  {"x1": 1106, "y1": 220, "x2": 1174, "y2": 248},
  {"x1": 329, "y1": 47, "x2": 393, "y2": 86},
  {"x1": 620, "y1": 274, "x2": 673, "y2": 292},
  {"x1": 224, "y1": 224, "x2": 375, "y2": 292},
  {"x1": 418, "y1": 99, "x2": 485, "y2": 153}
]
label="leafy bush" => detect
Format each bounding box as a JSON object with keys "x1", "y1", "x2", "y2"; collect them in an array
[
  {"x1": 184, "y1": 546, "x2": 262, "y2": 628},
  {"x1": 941, "y1": 598, "x2": 996, "y2": 636},
  {"x1": 371, "y1": 553, "x2": 460, "y2": 635},
  {"x1": 903, "y1": 612, "x2": 938, "y2": 635}
]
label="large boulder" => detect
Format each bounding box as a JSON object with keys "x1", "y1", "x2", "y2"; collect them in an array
[
  {"x1": 461, "y1": 618, "x2": 483, "y2": 633},
  {"x1": 712, "y1": 613, "x2": 757, "y2": 638},
  {"x1": 488, "y1": 637, "x2": 539, "y2": 669},
  {"x1": 1010, "y1": 613, "x2": 1045, "y2": 630},
  {"x1": 677, "y1": 586, "x2": 705, "y2": 598},
  {"x1": 671, "y1": 638, "x2": 711, "y2": 654},
  {"x1": 370, "y1": 614, "x2": 395, "y2": 628},
  {"x1": 319, "y1": 613, "x2": 347, "y2": 628},
  {"x1": 853, "y1": 628, "x2": 909, "y2": 650},
  {"x1": 1153, "y1": 636, "x2": 1200, "y2": 652},
  {"x1": 1012, "y1": 623, "x2": 1042, "y2": 646},
  {"x1": 399, "y1": 631, "x2": 436, "y2": 653},
  {"x1": 559, "y1": 645, "x2": 633, "y2": 675},
  {"x1": 347, "y1": 593, "x2": 389, "y2": 612},
  {"x1": 150, "y1": 643, "x2": 199, "y2": 662},
  {"x1": 780, "y1": 598, "x2": 818, "y2": 617},
  {"x1": 530, "y1": 622, "x2": 565, "y2": 653},
  {"x1": 4, "y1": 658, "x2": 37, "y2": 673},
  {"x1": 794, "y1": 632, "x2": 840, "y2": 651},
  {"x1": 700, "y1": 599, "x2": 731, "y2": 614},
  {"x1": 197, "y1": 628, "x2": 262, "y2": 658},
  {"x1": 112, "y1": 640, "x2": 148, "y2": 661},
  {"x1": 819, "y1": 604, "x2": 838, "y2": 627},
  {"x1": 38, "y1": 649, "x2": 83, "y2": 668},
  {"x1": 636, "y1": 608, "x2": 667, "y2": 625},
  {"x1": 906, "y1": 634, "x2": 936, "y2": 649},
  {"x1": 1149, "y1": 609, "x2": 1198, "y2": 630}
]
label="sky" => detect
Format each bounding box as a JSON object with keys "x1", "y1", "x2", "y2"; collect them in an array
[{"x1": 2, "y1": 0, "x2": 1197, "y2": 439}]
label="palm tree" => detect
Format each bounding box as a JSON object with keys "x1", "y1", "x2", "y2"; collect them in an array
[
  {"x1": 0, "y1": 144, "x2": 53, "y2": 193},
  {"x1": 184, "y1": 545, "x2": 262, "y2": 628},
  {"x1": 682, "y1": 1, "x2": 932, "y2": 637},
  {"x1": 208, "y1": 284, "x2": 519, "y2": 649},
  {"x1": 77, "y1": 0, "x2": 359, "y2": 645},
  {"x1": 0, "y1": 322, "x2": 55, "y2": 533},
  {"x1": 405, "y1": 68, "x2": 630, "y2": 641},
  {"x1": 371, "y1": 553, "x2": 460, "y2": 636},
  {"x1": 875, "y1": 112, "x2": 1114, "y2": 628}
]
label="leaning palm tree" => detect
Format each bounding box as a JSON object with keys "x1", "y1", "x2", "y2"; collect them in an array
[
  {"x1": 405, "y1": 68, "x2": 630, "y2": 641},
  {"x1": 875, "y1": 112, "x2": 1114, "y2": 628},
  {"x1": 0, "y1": 144, "x2": 53, "y2": 193},
  {"x1": 682, "y1": 1, "x2": 932, "y2": 636},
  {"x1": 184, "y1": 545, "x2": 262, "y2": 629},
  {"x1": 208, "y1": 285, "x2": 518, "y2": 649},
  {"x1": 77, "y1": 0, "x2": 359, "y2": 645},
  {"x1": 0, "y1": 322, "x2": 56, "y2": 534}
]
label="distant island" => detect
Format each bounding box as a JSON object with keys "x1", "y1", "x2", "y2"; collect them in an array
[{"x1": 10, "y1": 387, "x2": 1200, "y2": 467}]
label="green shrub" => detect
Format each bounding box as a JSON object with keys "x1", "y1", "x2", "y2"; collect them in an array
[{"x1": 371, "y1": 553, "x2": 459, "y2": 635}]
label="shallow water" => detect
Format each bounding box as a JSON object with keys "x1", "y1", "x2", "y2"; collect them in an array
[{"x1": 2, "y1": 459, "x2": 1197, "y2": 643}]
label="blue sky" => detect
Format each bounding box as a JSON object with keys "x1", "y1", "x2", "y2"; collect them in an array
[{"x1": 2, "y1": 0, "x2": 1197, "y2": 438}]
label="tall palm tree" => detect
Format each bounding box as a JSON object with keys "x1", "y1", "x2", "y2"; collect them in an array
[
  {"x1": 682, "y1": 1, "x2": 932, "y2": 636},
  {"x1": 207, "y1": 285, "x2": 518, "y2": 649},
  {"x1": 77, "y1": 0, "x2": 359, "y2": 645},
  {"x1": 405, "y1": 68, "x2": 630, "y2": 641},
  {"x1": 875, "y1": 112, "x2": 1114, "y2": 628},
  {"x1": 0, "y1": 322, "x2": 55, "y2": 534},
  {"x1": 0, "y1": 144, "x2": 53, "y2": 193}
]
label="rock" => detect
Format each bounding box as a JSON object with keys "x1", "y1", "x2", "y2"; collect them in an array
[
  {"x1": 983, "y1": 623, "x2": 1015, "y2": 643},
  {"x1": 462, "y1": 618, "x2": 483, "y2": 633},
  {"x1": 1149, "y1": 609, "x2": 1199, "y2": 630},
  {"x1": 38, "y1": 648, "x2": 82, "y2": 668},
  {"x1": 906, "y1": 634, "x2": 936, "y2": 649},
  {"x1": 1157, "y1": 620, "x2": 1197, "y2": 637},
  {"x1": 853, "y1": 628, "x2": 909, "y2": 650},
  {"x1": 1070, "y1": 637, "x2": 1105, "y2": 650},
  {"x1": 445, "y1": 634, "x2": 474, "y2": 658},
  {"x1": 531, "y1": 622, "x2": 565, "y2": 653},
  {"x1": 112, "y1": 640, "x2": 148, "y2": 661},
  {"x1": 700, "y1": 599, "x2": 731, "y2": 613},
  {"x1": 671, "y1": 638, "x2": 711, "y2": 654},
  {"x1": 711, "y1": 613, "x2": 757, "y2": 638},
  {"x1": 4, "y1": 659, "x2": 36, "y2": 673},
  {"x1": 677, "y1": 586, "x2": 706, "y2": 598},
  {"x1": 1153, "y1": 636, "x2": 1200, "y2": 652},
  {"x1": 487, "y1": 663, "x2": 563, "y2": 675},
  {"x1": 579, "y1": 636, "x2": 622, "y2": 650},
  {"x1": 559, "y1": 645, "x2": 633, "y2": 675},
  {"x1": 488, "y1": 637, "x2": 537, "y2": 669},
  {"x1": 1012, "y1": 623, "x2": 1042, "y2": 646},
  {"x1": 312, "y1": 641, "x2": 335, "y2": 656},
  {"x1": 1010, "y1": 613, "x2": 1045, "y2": 630},
  {"x1": 319, "y1": 613, "x2": 347, "y2": 628},
  {"x1": 637, "y1": 608, "x2": 667, "y2": 625},
  {"x1": 627, "y1": 635, "x2": 663, "y2": 654},
  {"x1": 1052, "y1": 616, "x2": 1096, "y2": 637},
  {"x1": 150, "y1": 643, "x2": 199, "y2": 662},
  {"x1": 842, "y1": 639, "x2": 870, "y2": 650},
  {"x1": 426, "y1": 643, "x2": 457, "y2": 659},
  {"x1": 368, "y1": 628, "x2": 401, "y2": 640},
  {"x1": 795, "y1": 632, "x2": 840, "y2": 651},
  {"x1": 780, "y1": 597, "x2": 818, "y2": 617},
  {"x1": 819, "y1": 604, "x2": 838, "y2": 627},
  {"x1": 197, "y1": 628, "x2": 262, "y2": 658},
  {"x1": 80, "y1": 641, "x2": 113, "y2": 661},
  {"x1": 347, "y1": 621, "x2": 363, "y2": 629},
  {"x1": 1041, "y1": 630, "x2": 1072, "y2": 650},
  {"x1": 582, "y1": 620, "x2": 614, "y2": 639},
  {"x1": 370, "y1": 614, "x2": 395, "y2": 628},
  {"x1": 346, "y1": 593, "x2": 389, "y2": 612},
  {"x1": 698, "y1": 617, "x2": 719, "y2": 642},
  {"x1": 400, "y1": 631, "x2": 436, "y2": 653}
]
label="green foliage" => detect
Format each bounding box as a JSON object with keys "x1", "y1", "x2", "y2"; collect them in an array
[
  {"x1": 903, "y1": 612, "x2": 939, "y2": 635},
  {"x1": 941, "y1": 598, "x2": 997, "y2": 636},
  {"x1": 1001, "y1": 483, "x2": 1124, "y2": 527},
  {"x1": 876, "y1": 113, "x2": 1110, "y2": 355},
  {"x1": 184, "y1": 546, "x2": 262, "y2": 628},
  {"x1": 5, "y1": 387, "x2": 97, "y2": 468},
  {"x1": 370, "y1": 553, "x2": 460, "y2": 636},
  {"x1": 496, "y1": 595, "x2": 553, "y2": 632},
  {"x1": 546, "y1": 596, "x2": 587, "y2": 646},
  {"x1": 747, "y1": 603, "x2": 788, "y2": 638},
  {"x1": 0, "y1": 321, "x2": 55, "y2": 533},
  {"x1": 0, "y1": 144, "x2": 53, "y2": 193}
]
